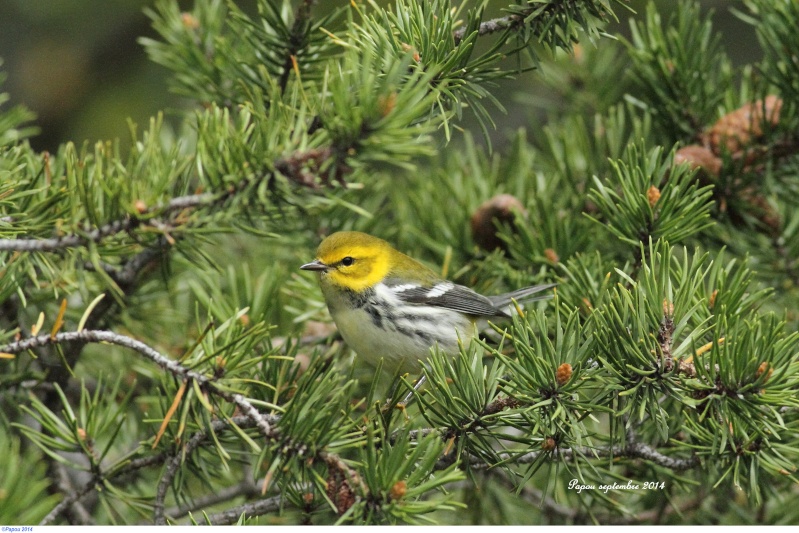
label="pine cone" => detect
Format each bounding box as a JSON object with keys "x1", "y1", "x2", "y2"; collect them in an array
[
  {"x1": 556, "y1": 363, "x2": 573, "y2": 386},
  {"x1": 470, "y1": 194, "x2": 527, "y2": 252},
  {"x1": 389, "y1": 480, "x2": 407, "y2": 501},
  {"x1": 674, "y1": 144, "x2": 722, "y2": 182},
  {"x1": 326, "y1": 470, "x2": 355, "y2": 515},
  {"x1": 756, "y1": 362, "x2": 773, "y2": 382},
  {"x1": 704, "y1": 95, "x2": 782, "y2": 155},
  {"x1": 647, "y1": 185, "x2": 661, "y2": 207}
]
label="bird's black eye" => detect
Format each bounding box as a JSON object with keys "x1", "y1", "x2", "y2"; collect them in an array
[{"x1": 341, "y1": 256, "x2": 355, "y2": 266}]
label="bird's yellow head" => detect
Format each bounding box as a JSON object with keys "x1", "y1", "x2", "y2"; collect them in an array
[{"x1": 300, "y1": 231, "x2": 393, "y2": 292}]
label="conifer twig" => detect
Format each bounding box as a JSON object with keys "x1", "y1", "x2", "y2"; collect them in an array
[
  {"x1": 453, "y1": 12, "x2": 525, "y2": 44},
  {"x1": 154, "y1": 417, "x2": 259, "y2": 524},
  {"x1": 0, "y1": 203, "x2": 189, "y2": 253},
  {"x1": 277, "y1": 0, "x2": 316, "y2": 94},
  {"x1": 166, "y1": 478, "x2": 264, "y2": 521},
  {"x1": 202, "y1": 495, "x2": 283, "y2": 525},
  {"x1": 40, "y1": 453, "x2": 169, "y2": 525},
  {"x1": 0, "y1": 217, "x2": 142, "y2": 252},
  {"x1": 1, "y1": 331, "x2": 367, "y2": 524},
  {"x1": 0, "y1": 145, "x2": 349, "y2": 253},
  {"x1": 453, "y1": 0, "x2": 603, "y2": 45},
  {"x1": 2, "y1": 330, "x2": 278, "y2": 436},
  {"x1": 449, "y1": 440, "x2": 698, "y2": 472},
  {"x1": 49, "y1": 462, "x2": 95, "y2": 525}
]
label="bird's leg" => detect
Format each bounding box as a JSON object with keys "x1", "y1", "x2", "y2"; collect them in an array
[
  {"x1": 380, "y1": 374, "x2": 426, "y2": 417},
  {"x1": 398, "y1": 374, "x2": 427, "y2": 408}
]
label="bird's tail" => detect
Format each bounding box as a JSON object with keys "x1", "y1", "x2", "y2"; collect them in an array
[{"x1": 487, "y1": 283, "x2": 556, "y2": 310}]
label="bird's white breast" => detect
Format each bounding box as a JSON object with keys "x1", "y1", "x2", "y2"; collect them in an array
[{"x1": 327, "y1": 282, "x2": 476, "y2": 375}]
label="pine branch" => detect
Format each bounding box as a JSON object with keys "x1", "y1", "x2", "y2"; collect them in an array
[
  {"x1": 453, "y1": 0, "x2": 612, "y2": 45},
  {"x1": 203, "y1": 495, "x2": 283, "y2": 525},
  {"x1": 1, "y1": 330, "x2": 369, "y2": 524},
  {"x1": 154, "y1": 416, "x2": 260, "y2": 524},
  {"x1": 2, "y1": 330, "x2": 278, "y2": 435},
  {"x1": 0, "y1": 146, "x2": 348, "y2": 253},
  {"x1": 0, "y1": 217, "x2": 143, "y2": 252},
  {"x1": 0, "y1": 195, "x2": 208, "y2": 252},
  {"x1": 453, "y1": 13, "x2": 525, "y2": 44},
  {"x1": 166, "y1": 479, "x2": 264, "y2": 521},
  {"x1": 49, "y1": 462, "x2": 95, "y2": 525},
  {"x1": 318, "y1": 449, "x2": 367, "y2": 496},
  {"x1": 105, "y1": 241, "x2": 168, "y2": 288},
  {"x1": 438, "y1": 436, "x2": 699, "y2": 472},
  {"x1": 415, "y1": 392, "x2": 695, "y2": 473},
  {"x1": 41, "y1": 419, "x2": 265, "y2": 526},
  {"x1": 277, "y1": 0, "x2": 316, "y2": 94},
  {"x1": 623, "y1": 438, "x2": 698, "y2": 471},
  {"x1": 450, "y1": 395, "x2": 523, "y2": 438},
  {"x1": 40, "y1": 453, "x2": 169, "y2": 526},
  {"x1": 36, "y1": 239, "x2": 170, "y2": 509}
]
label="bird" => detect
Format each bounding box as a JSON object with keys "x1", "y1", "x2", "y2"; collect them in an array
[{"x1": 300, "y1": 231, "x2": 555, "y2": 377}]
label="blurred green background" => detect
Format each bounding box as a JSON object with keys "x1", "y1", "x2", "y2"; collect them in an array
[{"x1": 0, "y1": 0, "x2": 757, "y2": 153}]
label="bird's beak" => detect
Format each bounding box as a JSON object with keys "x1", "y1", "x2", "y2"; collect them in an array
[{"x1": 300, "y1": 259, "x2": 328, "y2": 272}]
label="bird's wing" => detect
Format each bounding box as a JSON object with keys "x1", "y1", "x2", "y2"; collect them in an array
[{"x1": 384, "y1": 279, "x2": 508, "y2": 317}]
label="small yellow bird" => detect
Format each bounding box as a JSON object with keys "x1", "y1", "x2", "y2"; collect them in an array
[{"x1": 301, "y1": 231, "x2": 554, "y2": 376}]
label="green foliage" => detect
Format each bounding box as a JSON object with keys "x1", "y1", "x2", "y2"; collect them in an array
[
  {"x1": 587, "y1": 143, "x2": 714, "y2": 250},
  {"x1": 351, "y1": 0, "x2": 509, "y2": 137},
  {"x1": 234, "y1": 0, "x2": 346, "y2": 91},
  {"x1": 2, "y1": 0, "x2": 799, "y2": 526},
  {"x1": 354, "y1": 429, "x2": 465, "y2": 524},
  {"x1": 505, "y1": 0, "x2": 622, "y2": 57},
  {"x1": 316, "y1": 46, "x2": 441, "y2": 167},
  {"x1": 624, "y1": 1, "x2": 733, "y2": 141},
  {"x1": 0, "y1": 432, "x2": 61, "y2": 523},
  {"x1": 741, "y1": 0, "x2": 799, "y2": 102}
]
